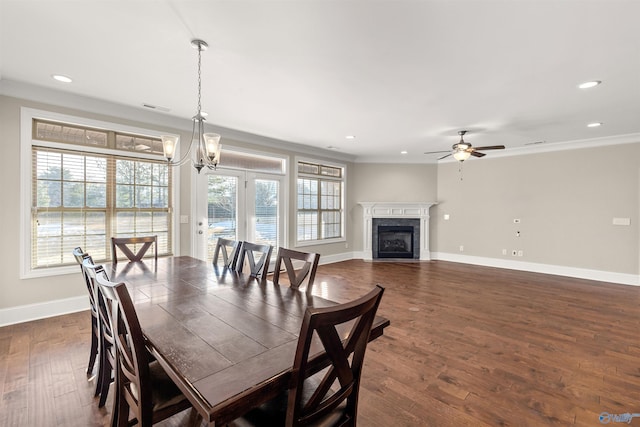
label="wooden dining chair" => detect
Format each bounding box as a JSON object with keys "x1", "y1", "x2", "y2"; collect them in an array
[
  {"x1": 212, "y1": 237, "x2": 241, "y2": 269},
  {"x1": 229, "y1": 285, "x2": 385, "y2": 427},
  {"x1": 111, "y1": 235, "x2": 158, "y2": 264},
  {"x1": 72, "y1": 247, "x2": 100, "y2": 379},
  {"x1": 235, "y1": 242, "x2": 273, "y2": 281},
  {"x1": 272, "y1": 247, "x2": 320, "y2": 293},
  {"x1": 94, "y1": 273, "x2": 195, "y2": 427},
  {"x1": 82, "y1": 256, "x2": 115, "y2": 409}
]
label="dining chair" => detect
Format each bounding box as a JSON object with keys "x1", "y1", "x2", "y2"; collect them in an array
[
  {"x1": 72, "y1": 247, "x2": 100, "y2": 379},
  {"x1": 111, "y1": 235, "x2": 158, "y2": 264},
  {"x1": 94, "y1": 272, "x2": 195, "y2": 427},
  {"x1": 235, "y1": 242, "x2": 273, "y2": 281},
  {"x1": 229, "y1": 285, "x2": 385, "y2": 427},
  {"x1": 82, "y1": 256, "x2": 115, "y2": 409},
  {"x1": 212, "y1": 237, "x2": 241, "y2": 269},
  {"x1": 272, "y1": 247, "x2": 320, "y2": 293}
]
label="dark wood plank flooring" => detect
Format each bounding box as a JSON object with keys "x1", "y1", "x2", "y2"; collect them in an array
[{"x1": 1, "y1": 260, "x2": 639, "y2": 426}]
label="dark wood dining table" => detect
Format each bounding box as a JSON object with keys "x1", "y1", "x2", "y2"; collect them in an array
[{"x1": 108, "y1": 256, "x2": 390, "y2": 426}]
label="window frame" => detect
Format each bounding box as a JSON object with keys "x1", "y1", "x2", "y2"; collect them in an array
[
  {"x1": 294, "y1": 157, "x2": 346, "y2": 247},
  {"x1": 20, "y1": 107, "x2": 181, "y2": 278}
]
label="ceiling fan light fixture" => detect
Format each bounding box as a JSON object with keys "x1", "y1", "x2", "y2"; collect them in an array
[{"x1": 453, "y1": 150, "x2": 471, "y2": 162}]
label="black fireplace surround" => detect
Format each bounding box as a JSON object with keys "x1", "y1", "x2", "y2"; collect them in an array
[{"x1": 372, "y1": 218, "x2": 420, "y2": 259}]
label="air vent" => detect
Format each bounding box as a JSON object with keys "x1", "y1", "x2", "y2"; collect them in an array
[{"x1": 142, "y1": 103, "x2": 171, "y2": 112}]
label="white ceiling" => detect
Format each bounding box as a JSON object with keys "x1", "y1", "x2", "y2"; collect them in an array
[{"x1": 1, "y1": 0, "x2": 639, "y2": 162}]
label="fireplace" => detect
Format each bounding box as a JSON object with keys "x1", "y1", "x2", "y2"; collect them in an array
[
  {"x1": 372, "y1": 218, "x2": 420, "y2": 260},
  {"x1": 359, "y1": 202, "x2": 436, "y2": 261},
  {"x1": 377, "y1": 226, "x2": 414, "y2": 258}
]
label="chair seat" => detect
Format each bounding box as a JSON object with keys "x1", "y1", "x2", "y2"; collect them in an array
[
  {"x1": 229, "y1": 374, "x2": 349, "y2": 427},
  {"x1": 149, "y1": 360, "x2": 191, "y2": 413},
  {"x1": 229, "y1": 394, "x2": 348, "y2": 427}
]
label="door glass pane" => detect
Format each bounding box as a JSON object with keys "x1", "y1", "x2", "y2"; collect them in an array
[
  {"x1": 207, "y1": 175, "x2": 238, "y2": 260},
  {"x1": 254, "y1": 179, "x2": 278, "y2": 247}
]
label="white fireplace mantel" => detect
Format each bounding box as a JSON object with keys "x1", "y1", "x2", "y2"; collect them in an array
[{"x1": 358, "y1": 202, "x2": 437, "y2": 261}]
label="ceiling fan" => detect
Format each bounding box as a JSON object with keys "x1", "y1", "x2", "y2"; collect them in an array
[{"x1": 424, "y1": 130, "x2": 505, "y2": 161}]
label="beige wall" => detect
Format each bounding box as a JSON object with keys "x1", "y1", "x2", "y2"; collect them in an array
[
  {"x1": 434, "y1": 145, "x2": 640, "y2": 274},
  {"x1": 349, "y1": 163, "x2": 438, "y2": 252}
]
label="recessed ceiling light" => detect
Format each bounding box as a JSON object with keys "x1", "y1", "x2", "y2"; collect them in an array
[
  {"x1": 52, "y1": 74, "x2": 73, "y2": 83},
  {"x1": 587, "y1": 122, "x2": 602, "y2": 128},
  {"x1": 345, "y1": 135, "x2": 356, "y2": 140},
  {"x1": 578, "y1": 80, "x2": 601, "y2": 89},
  {"x1": 400, "y1": 150, "x2": 408, "y2": 154}
]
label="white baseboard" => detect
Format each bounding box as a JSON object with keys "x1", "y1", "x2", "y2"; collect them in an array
[
  {"x1": 0, "y1": 296, "x2": 90, "y2": 327},
  {"x1": 432, "y1": 252, "x2": 639, "y2": 286},
  {"x1": 318, "y1": 251, "x2": 357, "y2": 265}
]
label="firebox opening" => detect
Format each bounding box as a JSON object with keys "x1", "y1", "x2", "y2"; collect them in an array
[{"x1": 376, "y1": 225, "x2": 414, "y2": 259}]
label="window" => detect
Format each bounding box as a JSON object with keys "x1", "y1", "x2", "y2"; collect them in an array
[
  {"x1": 296, "y1": 160, "x2": 345, "y2": 244},
  {"x1": 22, "y1": 110, "x2": 175, "y2": 276}
]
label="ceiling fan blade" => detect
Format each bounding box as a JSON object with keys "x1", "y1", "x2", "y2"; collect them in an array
[
  {"x1": 424, "y1": 150, "x2": 451, "y2": 155},
  {"x1": 470, "y1": 151, "x2": 486, "y2": 157},
  {"x1": 473, "y1": 145, "x2": 505, "y2": 150},
  {"x1": 438, "y1": 153, "x2": 452, "y2": 160}
]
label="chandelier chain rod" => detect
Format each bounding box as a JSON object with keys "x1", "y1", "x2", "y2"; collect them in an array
[{"x1": 197, "y1": 43, "x2": 202, "y2": 116}]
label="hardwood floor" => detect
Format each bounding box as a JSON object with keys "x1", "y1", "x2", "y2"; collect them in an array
[{"x1": 1, "y1": 260, "x2": 639, "y2": 426}]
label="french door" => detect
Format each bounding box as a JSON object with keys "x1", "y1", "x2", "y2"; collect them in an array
[{"x1": 194, "y1": 169, "x2": 284, "y2": 262}]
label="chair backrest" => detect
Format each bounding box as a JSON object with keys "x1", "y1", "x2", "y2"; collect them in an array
[
  {"x1": 212, "y1": 237, "x2": 240, "y2": 269},
  {"x1": 81, "y1": 256, "x2": 110, "y2": 327},
  {"x1": 111, "y1": 235, "x2": 158, "y2": 264},
  {"x1": 235, "y1": 241, "x2": 273, "y2": 281},
  {"x1": 73, "y1": 247, "x2": 99, "y2": 315},
  {"x1": 83, "y1": 257, "x2": 116, "y2": 362},
  {"x1": 273, "y1": 247, "x2": 320, "y2": 293},
  {"x1": 286, "y1": 285, "x2": 385, "y2": 427},
  {"x1": 95, "y1": 273, "x2": 154, "y2": 426}
]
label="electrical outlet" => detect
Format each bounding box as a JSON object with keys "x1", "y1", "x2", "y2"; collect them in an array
[
  {"x1": 511, "y1": 250, "x2": 517, "y2": 256},
  {"x1": 502, "y1": 249, "x2": 507, "y2": 255},
  {"x1": 345, "y1": 242, "x2": 349, "y2": 249},
  {"x1": 517, "y1": 250, "x2": 524, "y2": 257},
  {"x1": 459, "y1": 245, "x2": 464, "y2": 252}
]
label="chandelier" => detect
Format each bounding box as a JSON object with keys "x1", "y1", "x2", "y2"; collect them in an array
[{"x1": 161, "y1": 39, "x2": 221, "y2": 173}]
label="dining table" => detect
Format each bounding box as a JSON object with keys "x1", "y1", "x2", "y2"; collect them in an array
[{"x1": 108, "y1": 256, "x2": 390, "y2": 426}]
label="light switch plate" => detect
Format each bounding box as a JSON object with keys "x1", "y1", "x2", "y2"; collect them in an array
[{"x1": 612, "y1": 217, "x2": 631, "y2": 226}]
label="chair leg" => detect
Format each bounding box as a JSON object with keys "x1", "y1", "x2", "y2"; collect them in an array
[
  {"x1": 97, "y1": 358, "x2": 112, "y2": 407},
  {"x1": 87, "y1": 320, "x2": 99, "y2": 377},
  {"x1": 110, "y1": 370, "x2": 122, "y2": 427}
]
